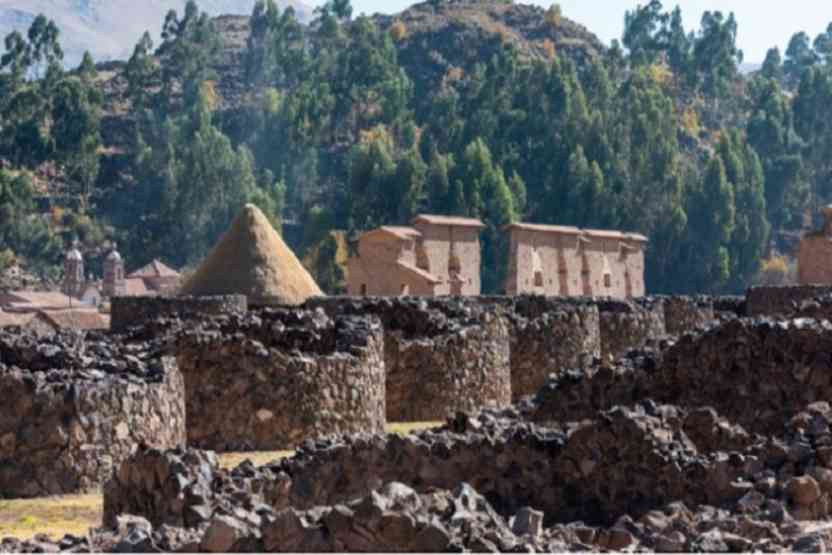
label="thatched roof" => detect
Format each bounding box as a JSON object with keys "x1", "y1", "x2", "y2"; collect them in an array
[{"x1": 180, "y1": 204, "x2": 322, "y2": 306}]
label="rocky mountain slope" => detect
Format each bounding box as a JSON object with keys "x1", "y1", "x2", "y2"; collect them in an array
[{"x1": 0, "y1": 0, "x2": 313, "y2": 66}]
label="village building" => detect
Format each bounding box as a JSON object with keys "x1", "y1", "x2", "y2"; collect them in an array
[
  {"x1": 504, "y1": 223, "x2": 648, "y2": 298},
  {"x1": 798, "y1": 205, "x2": 832, "y2": 285},
  {"x1": 0, "y1": 242, "x2": 178, "y2": 332},
  {"x1": 347, "y1": 214, "x2": 486, "y2": 297}
]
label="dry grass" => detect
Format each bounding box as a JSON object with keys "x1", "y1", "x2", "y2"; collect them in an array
[
  {"x1": 1, "y1": 422, "x2": 443, "y2": 541},
  {"x1": 0, "y1": 493, "x2": 102, "y2": 541}
]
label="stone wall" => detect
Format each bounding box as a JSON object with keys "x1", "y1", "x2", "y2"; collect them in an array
[
  {"x1": 174, "y1": 309, "x2": 386, "y2": 451},
  {"x1": 661, "y1": 295, "x2": 716, "y2": 336},
  {"x1": 597, "y1": 298, "x2": 666, "y2": 362},
  {"x1": 508, "y1": 297, "x2": 600, "y2": 400},
  {"x1": 110, "y1": 295, "x2": 247, "y2": 332},
  {"x1": 746, "y1": 285, "x2": 832, "y2": 317},
  {"x1": 531, "y1": 318, "x2": 832, "y2": 438},
  {"x1": 305, "y1": 297, "x2": 512, "y2": 421},
  {"x1": 0, "y1": 329, "x2": 185, "y2": 498}
]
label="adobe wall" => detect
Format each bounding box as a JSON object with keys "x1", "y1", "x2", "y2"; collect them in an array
[
  {"x1": 413, "y1": 224, "x2": 481, "y2": 295},
  {"x1": 305, "y1": 297, "x2": 512, "y2": 421},
  {"x1": 508, "y1": 296, "x2": 600, "y2": 400},
  {"x1": 174, "y1": 309, "x2": 386, "y2": 451},
  {"x1": 0, "y1": 329, "x2": 185, "y2": 498},
  {"x1": 746, "y1": 285, "x2": 832, "y2": 317},
  {"x1": 110, "y1": 295, "x2": 247, "y2": 331},
  {"x1": 798, "y1": 232, "x2": 832, "y2": 285},
  {"x1": 596, "y1": 298, "x2": 666, "y2": 362}
]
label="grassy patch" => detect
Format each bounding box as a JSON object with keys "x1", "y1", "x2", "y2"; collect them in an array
[
  {"x1": 0, "y1": 493, "x2": 102, "y2": 541},
  {"x1": 218, "y1": 450, "x2": 294, "y2": 469},
  {"x1": 0, "y1": 421, "x2": 444, "y2": 540}
]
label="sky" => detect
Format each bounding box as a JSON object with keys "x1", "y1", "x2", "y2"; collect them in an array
[{"x1": 310, "y1": 0, "x2": 832, "y2": 63}]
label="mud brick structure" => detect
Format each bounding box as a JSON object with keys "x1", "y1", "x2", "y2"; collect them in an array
[
  {"x1": 746, "y1": 285, "x2": 832, "y2": 317},
  {"x1": 661, "y1": 295, "x2": 716, "y2": 336},
  {"x1": 0, "y1": 329, "x2": 185, "y2": 498},
  {"x1": 110, "y1": 294, "x2": 247, "y2": 331},
  {"x1": 347, "y1": 215, "x2": 485, "y2": 297},
  {"x1": 798, "y1": 206, "x2": 832, "y2": 286},
  {"x1": 174, "y1": 309, "x2": 386, "y2": 451},
  {"x1": 507, "y1": 296, "x2": 600, "y2": 400},
  {"x1": 504, "y1": 223, "x2": 648, "y2": 299},
  {"x1": 305, "y1": 297, "x2": 512, "y2": 421},
  {"x1": 597, "y1": 298, "x2": 666, "y2": 361}
]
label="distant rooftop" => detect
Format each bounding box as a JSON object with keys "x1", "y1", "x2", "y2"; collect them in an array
[{"x1": 412, "y1": 214, "x2": 486, "y2": 229}]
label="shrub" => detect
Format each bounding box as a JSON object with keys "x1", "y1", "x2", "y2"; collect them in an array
[{"x1": 390, "y1": 20, "x2": 407, "y2": 42}]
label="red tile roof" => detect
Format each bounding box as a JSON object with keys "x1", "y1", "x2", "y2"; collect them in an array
[
  {"x1": 38, "y1": 309, "x2": 110, "y2": 331},
  {"x1": 124, "y1": 278, "x2": 152, "y2": 296},
  {"x1": 128, "y1": 259, "x2": 180, "y2": 279}
]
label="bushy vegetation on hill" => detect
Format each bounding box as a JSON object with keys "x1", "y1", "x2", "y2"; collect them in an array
[{"x1": 0, "y1": 0, "x2": 831, "y2": 294}]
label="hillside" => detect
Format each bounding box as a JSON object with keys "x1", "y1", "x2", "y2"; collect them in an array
[{"x1": 0, "y1": 0, "x2": 313, "y2": 66}]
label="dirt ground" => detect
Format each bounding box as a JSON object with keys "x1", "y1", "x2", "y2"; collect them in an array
[{"x1": 0, "y1": 422, "x2": 441, "y2": 540}]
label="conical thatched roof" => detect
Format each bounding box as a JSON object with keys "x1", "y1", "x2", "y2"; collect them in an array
[{"x1": 180, "y1": 204, "x2": 323, "y2": 306}]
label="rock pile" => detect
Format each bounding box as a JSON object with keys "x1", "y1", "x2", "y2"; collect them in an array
[{"x1": 0, "y1": 328, "x2": 185, "y2": 498}]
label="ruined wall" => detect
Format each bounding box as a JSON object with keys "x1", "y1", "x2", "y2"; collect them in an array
[
  {"x1": 110, "y1": 295, "x2": 247, "y2": 331},
  {"x1": 597, "y1": 298, "x2": 666, "y2": 361},
  {"x1": 531, "y1": 318, "x2": 832, "y2": 438},
  {"x1": 175, "y1": 310, "x2": 386, "y2": 451},
  {"x1": 0, "y1": 330, "x2": 185, "y2": 498},
  {"x1": 412, "y1": 224, "x2": 482, "y2": 296},
  {"x1": 505, "y1": 228, "x2": 581, "y2": 296},
  {"x1": 661, "y1": 295, "x2": 716, "y2": 336},
  {"x1": 508, "y1": 297, "x2": 600, "y2": 400},
  {"x1": 306, "y1": 297, "x2": 512, "y2": 421},
  {"x1": 746, "y1": 285, "x2": 832, "y2": 317}
]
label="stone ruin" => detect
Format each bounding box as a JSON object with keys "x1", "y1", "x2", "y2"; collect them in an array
[
  {"x1": 174, "y1": 309, "x2": 386, "y2": 451},
  {"x1": 0, "y1": 328, "x2": 184, "y2": 498},
  {"x1": 14, "y1": 289, "x2": 832, "y2": 552}
]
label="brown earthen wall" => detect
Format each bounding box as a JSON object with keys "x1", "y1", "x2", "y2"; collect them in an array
[{"x1": 798, "y1": 233, "x2": 832, "y2": 285}]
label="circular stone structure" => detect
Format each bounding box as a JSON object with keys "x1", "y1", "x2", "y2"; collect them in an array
[
  {"x1": 174, "y1": 309, "x2": 386, "y2": 451},
  {"x1": 0, "y1": 329, "x2": 185, "y2": 498}
]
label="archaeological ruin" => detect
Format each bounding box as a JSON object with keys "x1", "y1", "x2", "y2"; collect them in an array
[
  {"x1": 505, "y1": 223, "x2": 648, "y2": 299},
  {"x1": 347, "y1": 215, "x2": 486, "y2": 297},
  {"x1": 10, "y1": 222, "x2": 832, "y2": 551},
  {"x1": 799, "y1": 205, "x2": 832, "y2": 286}
]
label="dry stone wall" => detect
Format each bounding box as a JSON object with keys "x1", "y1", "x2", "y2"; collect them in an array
[
  {"x1": 746, "y1": 285, "x2": 832, "y2": 317},
  {"x1": 597, "y1": 298, "x2": 666, "y2": 362},
  {"x1": 174, "y1": 309, "x2": 386, "y2": 451},
  {"x1": 0, "y1": 329, "x2": 185, "y2": 498},
  {"x1": 661, "y1": 295, "x2": 716, "y2": 335},
  {"x1": 110, "y1": 295, "x2": 247, "y2": 332},
  {"x1": 306, "y1": 297, "x2": 512, "y2": 421},
  {"x1": 507, "y1": 296, "x2": 600, "y2": 400},
  {"x1": 530, "y1": 318, "x2": 832, "y2": 438}
]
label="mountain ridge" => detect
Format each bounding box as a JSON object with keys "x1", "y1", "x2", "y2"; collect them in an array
[{"x1": 0, "y1": 0, "x2": 314, "y2": 67}]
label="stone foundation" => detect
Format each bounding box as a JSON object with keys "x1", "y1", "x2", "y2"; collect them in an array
[
  {"x1": 508, "y1": 297, "x2": 600, "y2": 400},
  {"x1": 597, "y1": 298, "x2": 666, "y2": 362},
  {"x1": 174, "y1": 309, "x2": 386, "y2": 451},
  {"x1": 110, "y1": 295, "x2": 247, "y2": 332},
  {"x1": 0, "y1": 330, "x2": 185, "y2": 498}
]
